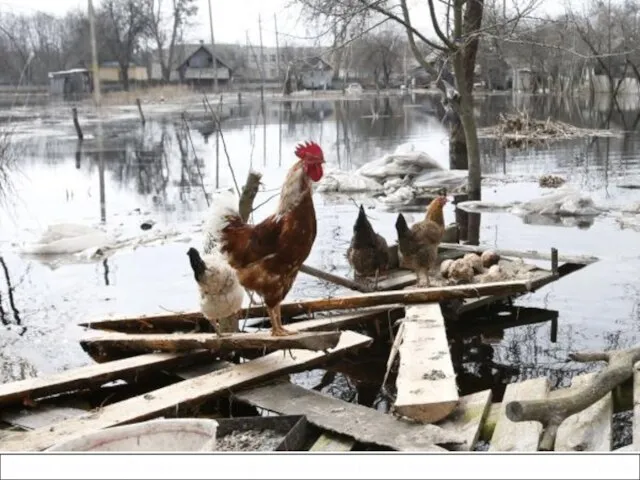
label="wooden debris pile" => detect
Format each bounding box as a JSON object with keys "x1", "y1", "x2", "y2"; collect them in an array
[{"x1": 478, "y1": 110, "x2": 620, "y2": 149}]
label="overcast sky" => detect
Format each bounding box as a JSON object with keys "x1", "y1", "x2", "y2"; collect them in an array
[{"x1": 0, "y1": 0, "x2": 569, "y2": 47}]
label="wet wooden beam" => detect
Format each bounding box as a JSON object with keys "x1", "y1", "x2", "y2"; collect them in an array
[
  {"x1": 79, "y1": 280, "x2": 537, "y2": 333},
  {"x1": 0, "y1": 352, "x2": 213, "y2": 408},
  {"x1": 0, "y1": 331, "x2": 373, "y2": 452},
  {"x1": 633, "y1": 362, "x2": 640, "y2": 451},
  {"x1": 233, "y1": 382, "x2": 463, "y2": 451},
  {"x1": 489, "y1": 377, "x2": 549, "y2": 451},
  {"x1": 80, "y1": 331, "x2": 342, "y2": 359},
  {"x1": 392, "y1": 303, "x2": 459, "y2": 424},
  {"x1": 299, "y1": 264, "x2": 372, "y2": 293},
  {"x1": 555, "y1": 372, "x2": 612, "y2": 451}
]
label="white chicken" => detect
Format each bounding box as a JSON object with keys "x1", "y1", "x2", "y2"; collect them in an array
[{"x1": 187, "y1": 204, "x2": 244, "y2": 336}]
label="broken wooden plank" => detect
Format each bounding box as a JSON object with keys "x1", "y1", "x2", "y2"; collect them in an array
[
  {"x1": 1, "y1": 406, "x2": 87, "y2": 431},
  {"x1": 555, "y1": 372, "x2": 613, "y2": 451},
  {"x1": 0, "y1": 331, "x2": 372, "y2": 452},
  {"x1": 436, "y1": 389, "x2": 492, "y2": 451},
  {"x1": 392, "y1": 303, "x2": 459, "y2": 424},
  {"x1": 80, "y1": 331, "x2": 342, "y2": 359},
  {"x1": 309, "y1": 432, "x2": 355, "y2": 452},
  {"x1": 233, "y1": 382, "x2": 464, "y2": 451},
  {"x1": 79, "y1": 306, "x2": 402, "y2": 335},
  {"x1": 489, "y1": 377, "x2": 549, "y2": 451},
  {"x1": 633, "y1": 361, "x2": 640, "y2": 451},
  {"x1": 0, "y1": 351, "x2": 212, "y2": 408},
  {"x1": 83, "y1": 309, "x2": 402, "y2": 363}
]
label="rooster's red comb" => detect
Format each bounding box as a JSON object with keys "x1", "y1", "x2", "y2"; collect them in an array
[{"x1": 295, "y1": 140, "x2": 323, "y2": 160}]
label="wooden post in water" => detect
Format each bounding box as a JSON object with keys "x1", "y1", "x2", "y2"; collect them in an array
[
  {"x1": 71, "y1": 107, "x2": 83, "y2": 140},
  {"x1": 551, "y1": 247, "x2": 559, "y2": 275},
  {"x1": 135, "y1": 98, "x2": 146, "y2": 125}
]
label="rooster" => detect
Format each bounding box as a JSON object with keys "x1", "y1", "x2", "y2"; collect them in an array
[
  {"x1": 207, "y1": 141, "x2": 325, "y2": 336},
  {"x1": 346, "y1": 204, "x2": 389, "y2": 289},
  {"x1": 395, "y1": 189, "x2": 448, "y2": 287}
]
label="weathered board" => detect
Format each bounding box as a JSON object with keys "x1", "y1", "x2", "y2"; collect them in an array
[
  {"x1": 392, "y1": 303, "x2": 459, "y2": 424},
  {"x1": 233, "y1": 382, "x2": 464, "y2": 451},
  {"x1": 79, "y1": 306, "x2": 403, "y2": 335},
  {"x1": 0, "y1": 331, "x2": 372, "y2": 452},
  {"x1": 80, "y1": 331, "x2": 342, "y2": 357},
  {"x1": 0, "y1": 351, "x2": 212, "y2": 408},
  {"x1": 555, "y1": 372, "x2": 613, "y2": 451},
  {"x1": 309, "y1": 432, "x2": 356, "y2": 452},
  {"x1": 489, "y1": 377, "x2": 549, "y2": 452},
  {"x1": 436, "y1": 389, "x2": 492, "y2": 451}
]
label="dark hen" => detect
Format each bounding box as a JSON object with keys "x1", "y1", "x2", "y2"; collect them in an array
[{"x1": 346, "y1": 205, "x2": 389, "y2": 289}]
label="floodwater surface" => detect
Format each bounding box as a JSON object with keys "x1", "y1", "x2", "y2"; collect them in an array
[{"x1": 1, "y1": 92, "x2": 640, "y2": 440}]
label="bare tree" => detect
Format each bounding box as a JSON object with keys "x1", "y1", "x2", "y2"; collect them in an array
[
  {"x1": 351, "y1": 29, "x2": 404, "y2": 87},
  {"x1": 99, "y1": 0, "x2": 149, "y2": 90},
  {"x1": 144, "y1": 0, "x2": 198, "y2": 82}
]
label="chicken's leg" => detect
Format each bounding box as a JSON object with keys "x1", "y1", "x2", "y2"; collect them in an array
[
  {"x1": 416, "y1": 268, "x2": 430, "y2": 288},
  {"x1": 267, "y1": 304, "x2": 295, "y2": 336}
]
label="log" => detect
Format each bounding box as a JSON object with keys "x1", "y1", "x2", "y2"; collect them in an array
[
  {"x1": 0, "y1": 331, "x2": 372, "y2": 451},
  {"x1": 392, "y1": 303, "x2": 459, "y2": 424},
  {"x1": 0, "y1": 352, "x2": 212, "y2": 408},
  {"x1": 436, "y1": 389, "x2": 492, "y2": 451},
  {"x1": 299, "y1": 264, "x2": 372, "y2": 293},
  {"x1": 505, "y1": 346, "x2": 640, "y2": 451},
  {"x1": 555, "y1": 373, "x2": 613, "y2": 451},
  {"x1": 489, "y1": 377, "x2": 549, "y2": 451},
  {"x1": 80, "y1": 331, "x2": 342, "y2": 359},
  {"x1": 233, "y1": 382, "x2": 464, "y2": 451},
  {"x1": 309, "y1": 432, "x2": 355, "y2": 452}
]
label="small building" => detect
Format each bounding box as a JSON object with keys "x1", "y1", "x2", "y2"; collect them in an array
[
  {"x1": 297, "y1": 57, "x2": 333, "y2": 90},
  {"x1": 98, "y1": 61, "x2": 148, "y2": 84},
  {"x1": 48, "y1": 68, "x2": 92, "y2": 98},
  {"x1": 176, "y1": 44, "x2": 232, "y2": 85}
]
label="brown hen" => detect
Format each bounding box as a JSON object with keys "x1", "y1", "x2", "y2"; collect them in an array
[{"x1": 395, "y1": 190, "x2": 448, "y2": 287}]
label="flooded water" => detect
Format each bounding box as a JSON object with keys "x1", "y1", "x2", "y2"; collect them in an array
[{"x1": 1, "y1": 91, "x2": 640, "y2": 432}]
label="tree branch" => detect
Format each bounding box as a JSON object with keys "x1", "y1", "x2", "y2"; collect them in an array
[{"x1": 505, "y1": 346, "x2": 640, "y2": 451}]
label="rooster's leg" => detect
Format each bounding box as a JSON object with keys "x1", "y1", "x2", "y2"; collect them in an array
[
  {"x1": 267, "y1": 304, "x2": 295, "y2": 336},
  {"x1": 373, "y1": 268, "x2": 380, "y2": 291}
]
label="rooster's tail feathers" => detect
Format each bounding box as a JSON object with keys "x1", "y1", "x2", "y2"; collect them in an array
[{"x1": 203, "y1": 190, "x2": 241, "y2": 254}]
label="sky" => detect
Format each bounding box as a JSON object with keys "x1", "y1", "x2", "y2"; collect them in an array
[{"x1": 0, "y1": 0, "x2": 571, "y2": 48}]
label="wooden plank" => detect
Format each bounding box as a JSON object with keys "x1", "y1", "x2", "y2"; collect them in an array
[
  {"x1": 299, "y1": 264, "x2": 372, "y2": 293},
  {"x1": 80, "y1": 331, "x2": 342, "y2": 358},
  {"x1": 392, "y1": 303, "x2": 459, "y2": 424},
  {"x1": 555, "y1": 372, "x2": 613, "y2": 451},
  {"x1": 489, "y1": 377, "x2": 549, "y2": 451},
  {"x1": 79, "y1": 306, "x2": 402, "y2": 335},
  {"x1": 0, "y1": 331, "x2": 372, "y2": 452},
  {"x1": 309, "y1": 432, "x2": 355, "y2": 452},
  {"x1": 0, "y1": 352, "x2": 212, "y2": 408},
  {"x1": 233, "y1": 382, "x2": 464, "y2": 451},
  {"x1": 633, "y1": 361, "x2": 640, "y2": 451},
  {"x1": 436, "y1": 389, "x2": 492, "y2": 451},
  {"x1": 79, "y1": 280, "x2": 534, "y2": 331}
]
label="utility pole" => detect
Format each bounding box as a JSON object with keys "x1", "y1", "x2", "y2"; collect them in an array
[
  {"x1": 207, "y1": 0, "x2": 218, "y2": 92},
  {"x1": 274, "y1": 13, "x2": 280, "y2": 78}
]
